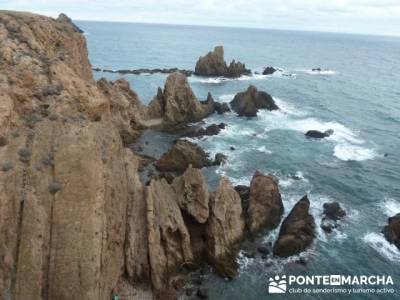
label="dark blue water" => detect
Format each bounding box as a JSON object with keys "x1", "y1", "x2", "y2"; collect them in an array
[{"x1": 78, "y1": 21, "x2": 400, "y2": 299}]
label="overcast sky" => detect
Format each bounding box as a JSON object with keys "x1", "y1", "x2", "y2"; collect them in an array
[{"x1": 2, "y1": 0, "x2": 400, "y2": 36}]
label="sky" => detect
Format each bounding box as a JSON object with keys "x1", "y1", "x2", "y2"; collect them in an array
[{"x1": 1, "y1": 0, "x2": 400, "y2": 36}]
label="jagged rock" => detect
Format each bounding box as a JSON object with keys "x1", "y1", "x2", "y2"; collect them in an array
[
  {"x1": 194, "y1": 46, "x2": 250, "y2": 78},
  {"x1": 382, "y1": 214, "x2": 400, "y2": 249},
  {"x1": 247, "y1": 171, "x2": 283, "y2": 234},
  {"x1": 273, "y1": 195, "x2": 316, "y2": 257},
  {"x1": 206, "y1": 177, "x2": 245, "y2": 279},
  {"x1": 230, "y1": 85, "x2": 279, "y2": 117},
  {"x1": 323, "y1": 202, "x2": 346, "y2": 221},
  {"x1": 146, "y1": 178, "x2": 194, "y2": 289},
  {"x1": 180, "y1": 123, "x2": 225, "y2": 139},
  {"x1": 305, "y1": 129, "x2": 334, "y2": 139},
  {"x1": 214, "y1": 153, "x2": 228, "y2": 166},
  {"x1": 147, "y1": 72, "x2": 214, "y2": 126},
  {"x1": 172, "y1": 165, "x2": 210, "y2": 223},
  {"x1": 263, "y1": 67, "x2": 277, "y2": 75},
  {"x1": 57, "y1": 13, "x2": 84, "y2": 33},
  {"x1": 155, "y1": 140, "x2": 213, "y2": 172},
  {"x1": 214, "y1": 102, "x2": 231, "y2": 114}
]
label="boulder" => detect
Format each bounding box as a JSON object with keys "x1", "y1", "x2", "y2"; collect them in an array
[
  {"x1": 323, "y1": 202, "x2": 346, "y2": 221},
  {"x1": 155, "y1": 140, "x2": 213, "y2": 172},
  {"x1": 147, "y1": 72, "x2": 214, "y2": 126},
  {"x1": 305, "y1": 130, "x2": 334, "y2": 139},
  {"x1": 262, "y1": 67, "x2": 277, "y2": 75},
  {"x1": 194, "y1": 46, "x2": 250, "y2": 78},
  {"x1": 214, "y1": 102, "x2": 231, "y2": 114},
  {"x1": 181, "y1": 123, "x2": 224, "y2": 139},
  {"x1": 230, "y1": 85, "x2": 279, "y2": 117},
  {"x1": 273, "y1": 195, "x2": 315, "y2": 257},
  {"x1": 206, "y1": 177, "x2": 245, "y2": 278},
  {"x1": 247, "y1": 171, "x2": 283, "y2": 234},
  {"x1": 382, "y1": 214, "x2": 400, "y2": 249}
]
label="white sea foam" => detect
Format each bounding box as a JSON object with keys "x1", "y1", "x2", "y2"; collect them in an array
[
  {"x1": 257, "y1": 146, "x2": 272, "y2": 154},
  {"x1": 380, "y1": 198, "x2": 400, "y2": 217},
  {"x1": 302, "y1": 69, "x2": 337, "y2": 75},
  {"x1": 363, "y1": 232, "x2": 400, "y2": 262},
  {"x1": 218, "y1": 94, "x2": 235, "y2": 102},
  {"x1": 273, "y1": 97, "x2": 308, "y2": 117},
  {"x1": 333, "y1": 144, "x2": 377, "y2": 162}
]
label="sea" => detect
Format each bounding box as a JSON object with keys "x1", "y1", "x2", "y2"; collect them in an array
[{"x1": 77, "y1": 20, "x2": 400, "y2": 299}]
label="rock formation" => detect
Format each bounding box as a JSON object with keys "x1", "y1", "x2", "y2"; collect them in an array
[
  {"x1": 323, "y1": 202, "x2": 346, "y2": 221},
  {"x1": 273, "y1": 195, "x2": 315, "y2": 257},
  {"x1": 263, "y1": 67, "x2": 277, "y2": 75},
  {"x1": 155, "y1": 140, "x2": 214, "y2": 173},
  {"x1": 0, "y1": 10, "x2": 292, "y2": 299},
  {"x1": 147, "y1": 72, "x2": 215, "y2": 126},
  {"x1": 247, "y1": 171, "x2": 284, "y2": 234},
  {"x1": 194, "y1": 46, "x2": 250, "y2": 78},
  {"x1": 305, "y1": 129, "x2": 334, "y2": 139},
  {"x1": 214, "y1": 102, "x2": 231, "y2": 114},
  {"x1": 206, "y1": 178, "x2": 245, "y2": 278},
  {"x1": 230, "y1": 85, "x2": 279, "y2": 117},
  {"x1": 382, "y1": 214, "x2": 400, "y2": 249}
]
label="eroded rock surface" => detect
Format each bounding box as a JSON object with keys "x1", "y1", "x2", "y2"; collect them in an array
[
  {"x1": 194, "y1": 46, "x2": 250, "y2": 78},
  {"x1": 230, "y1": 85, "x2": 279, "y2": 117},
  {"x1": 273, "y1": 195, "x2": 315, "y2": 257},
  {"x1": 383, "y1": 214, "x2": 400, "y2": 249},
  {"x1": 247, "y1": 171, "x2": 284, "y2": 234}
]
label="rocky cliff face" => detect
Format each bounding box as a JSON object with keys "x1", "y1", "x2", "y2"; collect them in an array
[
  {"x1": 194, "y1": 46, "x2": 250, "y2": 78},
  {"x1": 0, "y1": 11, "x2": 267, "y2": 299}
]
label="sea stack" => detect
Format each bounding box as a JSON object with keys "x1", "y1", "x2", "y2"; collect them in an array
[{"x1": 194, "y1": 46, "x2": 251, "y2": 78}]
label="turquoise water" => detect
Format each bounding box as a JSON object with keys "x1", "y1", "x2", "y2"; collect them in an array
[{"x1": 78, "y1": 21, "x2": 400, "y2": 299}]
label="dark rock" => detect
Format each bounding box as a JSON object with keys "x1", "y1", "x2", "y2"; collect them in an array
[
  {"x1": 0, "y1": 136, "x2": 8, "y2": 147},
  {"x1": 230, "y1": 146, "x2": 236, "y2": 151},
  {"x1": 18, "y1": 148, "x2": 32, "y2": 162},
  {"x1": 323, "y1": 202, "x2": 346, "y2": 221},
  {"x1": 243, "y1": 251, "x2": 255, "y2": 258},
  {"x1": 320, "y1": 222, "x2": 335, "y2": 233},
  {"x1": 273, "y1": 195, "x2": 315, "y2": 257},
  {"x1": 234, "y1": 185, "x2": 250, "y2": 202},
  {"x1": 312, "y1": 68, "x2": 322, "y2": 72},
  {"x1": 247, "y1": 171, "x2": 283, "y2": 234},
  {"x1": 214, "y1": 153, "x2": 227, "y2": 166},
  {"x1": 214, "y1": 102, "x2": 231, "y2": 114},
  {"x1": 257, "y1": 245, "x2": 271, "y2": 255},
  {"x1": 230, "y1": 85, "x2": 279, "y2": 117},
  {"x1": 382, "y1": 213, "x2": 400, "y2": 249},
  {"x1": 305, "y1": 129, "x2": 334, "y2": 139},
  {"x1": 48, "y1": 182, "x2": 62, "y2": 194},
  {"x1": 197, "y1": 288, "x2": 209, "y2": 299},
  {"x1": 263, "y1": 67, "x2": 277, "y2": 75},
  {"x1": 180, "y1": 123, "x2": 223, "y2": 139},
  {"x1": 155, "y1": 140, "x2": 213, "y2": 172},
  {"x1": 194, "y1": 46, "x2": 250, "y2": 78}
]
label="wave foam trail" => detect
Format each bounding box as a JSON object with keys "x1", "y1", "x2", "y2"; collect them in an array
[
  {"x1": 334, "y1": 144, "x2": 377, "y2": 162},
  {"x1": 380, "y1": 198, "x2": 400, "y2": 217},
  {"x1": 363, "y1": 232, "x2": 400, "y2": 262}
]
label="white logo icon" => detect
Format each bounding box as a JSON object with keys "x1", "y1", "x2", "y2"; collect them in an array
[{"x1": 268, "y1": 275, "x2": 287, "y2": 293}]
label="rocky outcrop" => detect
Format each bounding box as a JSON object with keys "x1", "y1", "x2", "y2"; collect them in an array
[
  {"x1": 247, "y1": 171, "x2": 284, "y2": 234},
  {"x1": 305, "y1": 129, "x2": 334, "y2": 139},
  {"x1": 273, "y1": 196, "x2": 315, "y2": 257},
  {"x1": 194, "y1": 46, "x2": 250, "y2": 78},
  {"x1": 147, "y1": 72, "x2": 215, "y2": 126},
  {"x1": 95, "y1": 67, "x2": 193, "y2": 77},
  {"x1": 214, "y1": 102, "x2": 231, "y2": 114},
  {"x1": 155, "y1": 140, "x2": 213, "y2": 173},
  {"x1": 263, "y1": 67, "x2": 277, "y2": 75},
  {"x1": 180, "y1": 123, "x2": 225, "y2": 139},
  {"x1": 382, "y1": 214, "x2": 400, "y2": 249},
  {"x1": 230, "y1": 85, "x2": 279, "y2": 117},
  {"x1": 206, "y1": 178, "x2": 245, "y2": 278},
  {"x1": 323, "y1": 202, "x2": 346, "y2": 221},
  {"x1": 0, "y1": 11, "x2": 140, "y2": 299}
]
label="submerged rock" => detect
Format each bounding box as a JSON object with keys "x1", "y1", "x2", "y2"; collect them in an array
[
  {"x1": 273, "y1": 195, "x2": 315, "y2": 257},
  {"x1": 247, "y1": 171, "x2": 283, "y2": 234},
  {"x1": 155, "y1": 140, "x2": 213, "y2": 172},
  {"x1": 305, "y1": 129, "x2": 334, "y2": 139},
  {"x1": 230, "y1": 85, "x2": 279, "y2": 117},
  {"x1": 214, "y1": 102, "x2": 231, "y2": 114},
  {"x1": 382, "y1": 214, "x2": 400, "y2": 249},
  {"x1": 194, "y1": 46, "x2": 250, "y2": 78}
]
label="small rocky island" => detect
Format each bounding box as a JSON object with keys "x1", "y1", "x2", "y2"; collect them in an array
[{"x1": 195, "y1": 46, "x2": 251, "y2": 78}]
